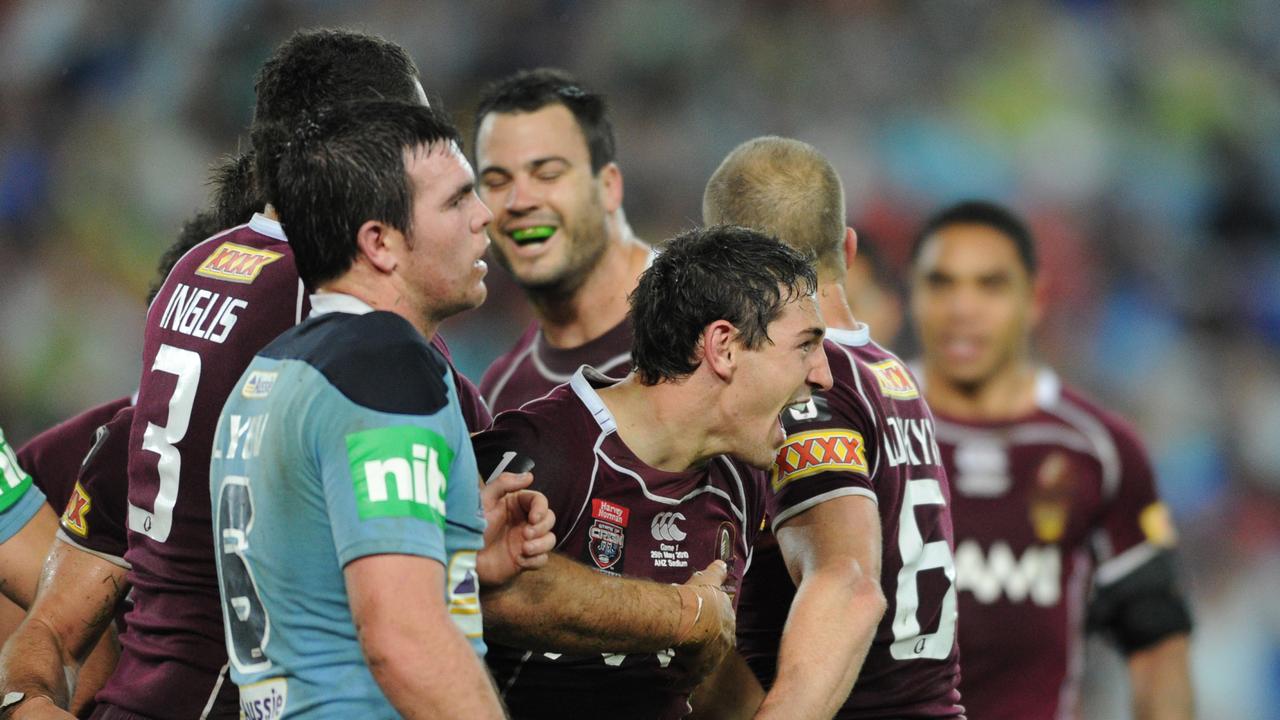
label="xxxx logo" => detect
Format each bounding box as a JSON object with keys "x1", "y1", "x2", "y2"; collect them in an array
[
  {"x1": 195, "y1": 242, "x2": 283, "y2": 284},
  {"x1": 868, "y1": 358, "x2": 920, "y2": 400},
  {"x1": 772, "y1": 429, "x2": 868, "y2": 490},
  {"x1": 62, "y1": 481, "x2": 92, "y2": 537}
]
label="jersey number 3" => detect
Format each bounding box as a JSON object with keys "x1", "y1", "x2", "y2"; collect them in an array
[
  {"x1": 128, "y1": 344, "x2": 200, "y2": 542},
  {"x1": 890, "y1": 478, "x2": 958, "y2": 660}
]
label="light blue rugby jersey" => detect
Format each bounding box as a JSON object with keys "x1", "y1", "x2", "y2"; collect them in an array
[
  {"x1": 0, "y1": 425, "x2": 46, "y2": 544},
  {"x1": 210, "y1": 293, "x2": 485, "y2": 719}
]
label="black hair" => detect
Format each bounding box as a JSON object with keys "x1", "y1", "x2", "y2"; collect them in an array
[
  {"x1": 630, "y1": 225, "x2": 818, "y2": 385},
  {"x1": 252, "y1": 29, "x2": 421, "y2": 205},
  {"x1": 911, "y1": 200, "x2": 1038, "y2": 275},
  {"x1": 209, "y1": 152, "x2": 262, "y2": 229},
  {"x1": 473, "y1": 68, "x2": 616, "y2": 173},
  {"x1": 147, "y1": 210, "x2": 226, "y2": 305},
  {"x1": 260, "y1": 100, "x2": 461, "y2": 288}
]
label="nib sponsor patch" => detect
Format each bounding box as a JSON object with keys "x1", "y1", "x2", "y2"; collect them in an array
[
  {"x1": 195, "y1": 242, "x2": 283, "y2": 284},
  {"x1": 242, "y1": 370, "x2": 278, "y2": 399},
  {"x1": 868, "y1": 358, "x2": 920, "y2": 400},
  {"x1": 346, "y1": 426, "x2": 452, "y2": 528},
  {"x1": 772, "y1": 429, "x2": 869, "y2": 490}
]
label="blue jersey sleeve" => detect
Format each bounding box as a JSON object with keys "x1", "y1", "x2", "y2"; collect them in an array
[
  {"x1": 0, "y1": 426, "x2": 46, "y2": 543},
  {"x1": 312, "y1": 386, "x2": 463, "y2": 569}
]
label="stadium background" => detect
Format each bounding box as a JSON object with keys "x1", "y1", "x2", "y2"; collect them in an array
[{"x1": 0, "y1": 1, "x2": 1276, "y2": 716}]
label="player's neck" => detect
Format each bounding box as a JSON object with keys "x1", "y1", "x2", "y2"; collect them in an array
[
  {"x1": 816, "y1": 278, "x2": 858, "y2": 332},
  {"x1": 598, "y1": 374, "x2": 719, "y2": 472},
  {"x1": 923, "y1": 359, "x2": 1039, "y2": 421},
  {"x1": 318, "y1": 275, "x2": 439, "y2": 341},
  {"x1": 531, "y1": 230, "x2": 649, "y2": 348}
]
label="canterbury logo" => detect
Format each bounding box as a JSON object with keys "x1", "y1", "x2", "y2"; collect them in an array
[{"x1": 650, "y1": 512, "x2": 687, "y2": 542}]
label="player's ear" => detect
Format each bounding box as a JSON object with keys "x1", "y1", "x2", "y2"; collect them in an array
[
  {"x1": 355, "y1": 220, "x2": 400, "y2": 274},
  {"x1": 598, "y1": 162, "x2": 623, "y2": 214},
  {"x1": 701, "y1": 319, "x2": 738, "y2": 381},
  {"x1": 843, "y1": 226, "x2": 858, "y2": 268}
]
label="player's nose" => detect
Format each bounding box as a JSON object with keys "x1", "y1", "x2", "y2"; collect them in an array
[
  {"x1": 807, "y1": 348, "x2": 833, "y2": 392},
  {"x1": 505, "y1": 175, "x2": 540, "y2": 214}
]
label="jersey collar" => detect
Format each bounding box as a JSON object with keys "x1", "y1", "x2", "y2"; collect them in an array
[
  {"x1": 249, "y1": 212, "x2": 286, "y2": 242},
  {"x1": 309, "y1": 292, "x2": 375, "y2": 317},
  {"x1": 824, "y1": 323, "x2": 871, "y2": 347}
]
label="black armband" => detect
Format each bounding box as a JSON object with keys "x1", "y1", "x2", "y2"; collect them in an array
[{"x1": 1087, "y1": 549, "x2": 1193, "y2": 654}]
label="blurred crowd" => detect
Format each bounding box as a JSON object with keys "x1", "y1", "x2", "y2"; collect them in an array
[{"x1": 1, "y1": 1, "x2": 1277, "y2": 716}]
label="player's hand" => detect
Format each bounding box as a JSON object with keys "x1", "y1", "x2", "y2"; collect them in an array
[
  {"x1": 7, "y1": 695, "x2": 75, "y2": 720},
  {"x1": 673, "y1": 560, "x2": 735, "y2": 684},
  {"x1": 476, "y1": 471, "x2": 556, "y2": 588}
]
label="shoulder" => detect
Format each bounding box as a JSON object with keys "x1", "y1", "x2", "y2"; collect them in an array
[
  {"x1": 262, "y1": 312, "x2": 450, "y2": 415},
  {"x1": 479, "y1": 323, "x2": 539, "y2": 389},
  {"x1": 1055, "y1": 383, "x2": 1153, "y2": 470}
]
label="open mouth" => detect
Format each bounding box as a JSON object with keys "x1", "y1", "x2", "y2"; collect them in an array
[{"x1": 509, "y1": 226, "x2": 556, "y2": 246}]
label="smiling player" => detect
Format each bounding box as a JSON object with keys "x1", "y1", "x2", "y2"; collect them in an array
[{"x1": 473, "y1": 69, "x2": 653, "y2": 413}]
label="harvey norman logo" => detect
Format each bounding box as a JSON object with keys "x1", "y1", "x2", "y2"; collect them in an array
[
  {"x1": 346, "y1": 426, "x2": 451, "y2": 527},
  {"x1": 195, "y1": 242, "x2": 283, "y2": 284}
]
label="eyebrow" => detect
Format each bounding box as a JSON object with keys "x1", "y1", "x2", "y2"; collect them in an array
[
  {"x1": 443, "y1": 181, "x2": 475, "y2": 208},
  {"x1": 479, "y1": 155, "x2": 573, "y2": 177},
  {"x1": 799, "y1": 326, "x2": 825, "y2": 343}
]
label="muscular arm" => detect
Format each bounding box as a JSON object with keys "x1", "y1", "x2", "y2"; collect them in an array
[
  {"x1": 756, "y1": 495, "x2": 886, "y2": 720},
  {"x1": 1128, "y1": 634, "x2": 1194, "y2": 720},
  {"x1": 0, "y1": 539, "x2": 127, "y2": 718},
  {"x1": 481, "y1": 552, "x2": 732, "y2": 663},
  {"x1": 345, "y1": 554, "x2": 504, "y2": 720},
  {"x1": 0, "y1": 505, "x2": 59, "y2": 608}
]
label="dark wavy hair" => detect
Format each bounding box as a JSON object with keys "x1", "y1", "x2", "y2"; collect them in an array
[{"x1": 630, "y1": 225, "x2": 818, "y2": 385}]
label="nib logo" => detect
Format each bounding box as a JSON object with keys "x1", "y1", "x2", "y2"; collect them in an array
[{"x1": 346, "y1": 426, "x2": 453, "y2": 528}]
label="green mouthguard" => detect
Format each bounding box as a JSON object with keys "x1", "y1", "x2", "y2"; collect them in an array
[{"x1": 510, "y1": 226, "x2": 556, "y2": 244}]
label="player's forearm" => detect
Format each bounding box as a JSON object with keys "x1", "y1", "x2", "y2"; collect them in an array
[
  {"x1": 67, "y1": 627, "x2": 119, "y2": 716},
  {"x1": 0, "y1": 616, "x2": 74, "y2": 710},
  {"x1": 1129, "y1": 634, "x2": 1195, "y2": 720},
  {"x1": 755, "y1": 568, "x2": 885, "y2": 720},
  {"x1": 362, "y1": 618, "x2": 503, "y2": 720},
  {"x1": 482, "y1": 552, "x2": 682, "y2": 653}
]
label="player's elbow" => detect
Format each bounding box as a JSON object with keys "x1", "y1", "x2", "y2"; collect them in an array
[{"x1": 824, "y1": 558, "x2": 887, "y2": 622}]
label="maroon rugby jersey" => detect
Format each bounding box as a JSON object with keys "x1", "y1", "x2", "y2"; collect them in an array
[
  {"x1": 114, "y1": 214, "x2": 305, "y2": 719},
  {"x1": 473, "y1": 368, "x2": 766, "y2": 720},
  {"x1": 736, "y1": 325, "x2": 964, "y2": 719},
  {"x1": 479, "y1": 316, "x2": 633, "y2": 414},
  {"x1": 934, "y1": 368, "x2": 1172, "y2": 720},
  {"x1": 18, "y1": 396, "x2": 131, "y2": 515},
  {"x1": 56, "y1": 405, "x2": 133, "y2": 565}
]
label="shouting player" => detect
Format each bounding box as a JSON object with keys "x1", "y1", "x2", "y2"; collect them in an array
[
  {"x1": 474, "y1": 69, "x2": 652, "y2": 412},
  {"x1": 0, "y1": 30, "x2": 471, "y2": 720},
  {"x1": 472, "y1": 224, "x2": 833, "y2": 719},
  {"x1": 704, "y1": 137, "x2": 964, "y2": 719},
  {"x1": 910, "y1": 200, "x2": 1194, "y2": 720},
  {"x1": 213, "y1": 99, "x2": 553, "y2": 718}
]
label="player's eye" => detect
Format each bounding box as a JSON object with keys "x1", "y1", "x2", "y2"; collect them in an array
[{"x1": 481, "y1": 174, "x2": 509, "y2": 191}]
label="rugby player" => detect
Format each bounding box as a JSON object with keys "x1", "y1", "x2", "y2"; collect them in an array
[
  {"x1": 703, "y1": 137, "x2": 963, "y2": 719},
  {"x1": 0, "y1": 30, "x2": 487, "y2": 720},
  {"x1": 213, "y1": 99, "x2": 554, "y2": 718},
  {"x1": 472, "y1": 224, "x2": 834, "y2": 719},
  {"x1": 910, "y1": 200, "x2": 1194, "y2": 720},
  {"x1": 473, "y1": 69, "x2": 652, "y2": 412}
]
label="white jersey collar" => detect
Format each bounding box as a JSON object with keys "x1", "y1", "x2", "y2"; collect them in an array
[
  {"x1": 825, "y1": 323, "x2": 871, "y2": 347},
  {"x1": 248, "y1": 213, "x2": 286, "y2": 242},
  {"x1": 309, "y1": 292, "x2": 375, "y2": 317},
  {"x1": 569, "y1": 366, "x2": 620, "y2": 434}
]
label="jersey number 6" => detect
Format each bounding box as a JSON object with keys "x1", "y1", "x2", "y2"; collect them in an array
[{"x1": 890, "y1": 478, "x2": 958, "y2": 660}]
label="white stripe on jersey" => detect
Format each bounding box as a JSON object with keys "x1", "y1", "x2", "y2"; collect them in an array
[{"x1": 484, "y1": 341, "x2": 537, "y2": 411}]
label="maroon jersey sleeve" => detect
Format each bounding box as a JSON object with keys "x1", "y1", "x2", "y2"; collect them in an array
[
  {"x1": 472, "y1": 406, "x2": 585, "y2": 543},
  {"x1": 1091, "y1": 409, "x2": 1172, "y2": 572},
  {"x1": 58, "y1": 406, "x2": 132, "y2": 564},
  {"x1": 766, "y1": 349, "x2": 879, "y2": 528},
  {"x1": 18, "y1": 396, "x2": 131, "y2": 515}
]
